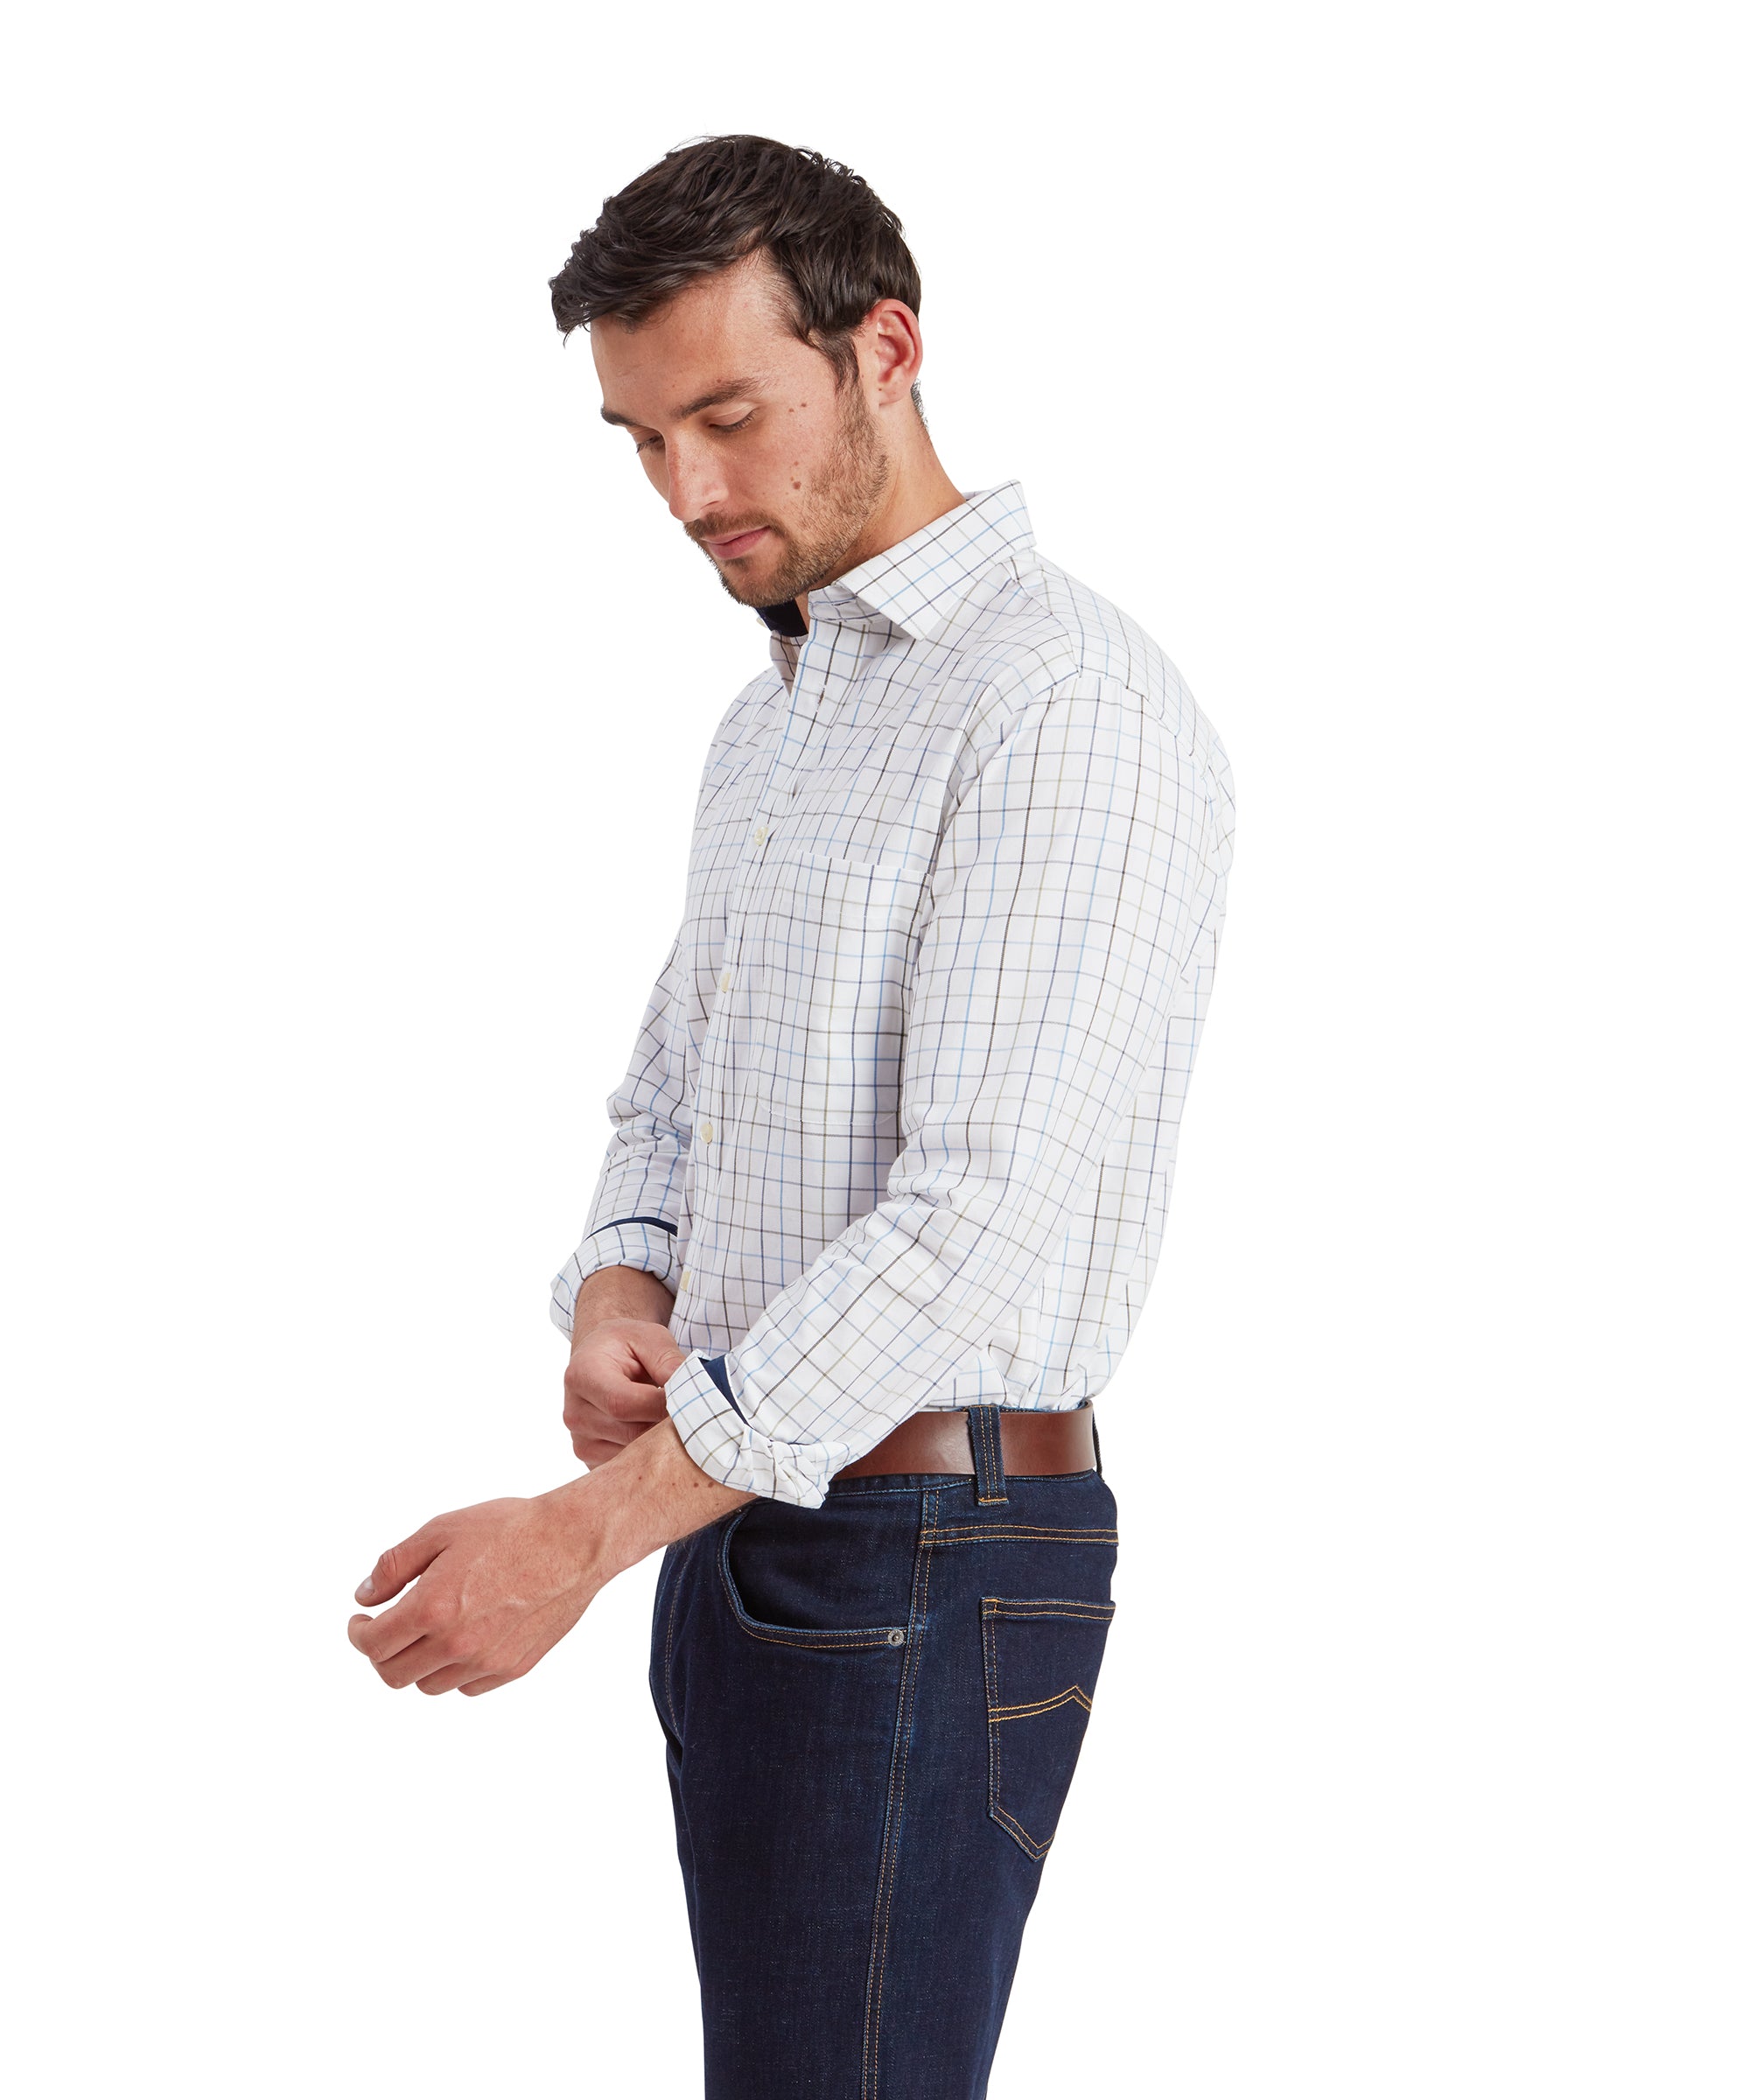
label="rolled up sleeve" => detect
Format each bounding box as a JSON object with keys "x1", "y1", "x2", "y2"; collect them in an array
[
  {"x1": 550, "y1": 924, "x2": 691, "y2": 1338},
  {"x1": 665, "y1": 676, "x2": 1228, "y2": 1503}
]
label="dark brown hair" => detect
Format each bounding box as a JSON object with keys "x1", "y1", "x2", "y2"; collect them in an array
[{"x1": 548, "y1": 135, "x2": 922, "y2": 395}]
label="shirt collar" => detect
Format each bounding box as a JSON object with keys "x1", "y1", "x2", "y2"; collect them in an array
[{"x1": 754, "y1": 480, "x2": 1037, "y2": 647}]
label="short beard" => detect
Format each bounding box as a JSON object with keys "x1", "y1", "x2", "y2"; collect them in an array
[{"x1": 705, "y1": 381, "x2": 892, "y2": 610}]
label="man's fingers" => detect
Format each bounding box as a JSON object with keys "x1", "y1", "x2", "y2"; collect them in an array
[
  {"x1": 348, "y1": 1607, "x2": 416, "y2": 1668},
  {"x1": 354, "y1": 1523, "x2": 445, "y2": 1606},
  {"x1": 415, "y1": 1642, "x2": 543, "y2": 1697},
  {"x1": 350, "y1": 1611, "x2": 500, "y2": 1690},
  {"x1": 346, "y1": 1615, "x2": 423, "y2": 1679},
  {"x1": 346, "y1": 1582, "x2": 441, "y2": 1666},
  {"x1": 623, "y1": 1332, "x2": 688, "y2": 1385},
  {"x1": 415, "y1": 1659, "x2": 482, "y2": 1697},
  {"x1": 563, "y1": 1323, "x2": 677, "y2": 1432},
  {"x1": 361, "y1": 1632, "x2": 452, "y2": 1690},
  {"x1": 562, "y1": 1394, "x2": 647, "y2": 1440},
  {"x1": 564, "y1": 1375, "x2": 667, "y2": 1432},
  {"x1": 411, "y1": 1646, "x2": 534, "y2": 1696}
]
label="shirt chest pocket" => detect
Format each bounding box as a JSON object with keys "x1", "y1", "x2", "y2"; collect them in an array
[{"x1": 739, "y1": 850, "x2": 930, "y2": 1133}]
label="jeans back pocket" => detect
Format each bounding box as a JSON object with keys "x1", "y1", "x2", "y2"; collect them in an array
[{"x1": 982, "y1": 1596, "x2": 1117, "y2": 1859}]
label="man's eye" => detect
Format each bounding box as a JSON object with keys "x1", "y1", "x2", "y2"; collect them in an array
[{"x1": 632, "y1": 410, "x2": 752, "y2": 456}]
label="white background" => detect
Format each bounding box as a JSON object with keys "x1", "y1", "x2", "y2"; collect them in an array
[{"x1": 4, "y1": 3, "x2": 1746, "y2": 2094}]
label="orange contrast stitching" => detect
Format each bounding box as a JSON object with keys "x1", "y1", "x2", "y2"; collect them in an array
[
  {"x1": 990, "y1": 1687, "x2": 1095, "y2": 1721},
  {"x1": 923, "y1": 1526, "x2": 1118, "y2": 1547},
  {"x1": 862, "y1": 1486, "x2": 935, "y2": 2100},
  {"x1": 982, "y1": 1592, "x2": 1116, "y2": 1860},
  {"x1": 662, "y1": 1537, "x2": 690, "y2": 1739}
]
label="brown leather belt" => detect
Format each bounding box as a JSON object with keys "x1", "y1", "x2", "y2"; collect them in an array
[{"x1": 837, "y1": 1405, "x2": 1097, "y2": 1479}]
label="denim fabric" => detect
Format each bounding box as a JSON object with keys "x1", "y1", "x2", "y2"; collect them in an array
[{"x1": 649, "y1": 1408, "x2": 1118, "y2": 2099}]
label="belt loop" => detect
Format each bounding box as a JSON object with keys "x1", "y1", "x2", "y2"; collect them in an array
[
  {"x1": 967, "y1": 1405, "x2": 1008, "y2": 1505},
  {"x1": 1088, "y1": 1402, "x2": 1104, "y2": 1479}
]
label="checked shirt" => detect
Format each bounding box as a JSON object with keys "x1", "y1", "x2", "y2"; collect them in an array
[{"x1": 551, "y1": 481, "x2": 1236, "y2": 1506}]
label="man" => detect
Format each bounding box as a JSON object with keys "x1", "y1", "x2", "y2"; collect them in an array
[{"x1": 349, "y1": 135, "x2": 1236, "y2": 2098}]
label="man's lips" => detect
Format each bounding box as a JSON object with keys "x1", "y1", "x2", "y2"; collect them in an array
[{"x1": 701, "y1": 525, "x2": 771, "y2": 560}]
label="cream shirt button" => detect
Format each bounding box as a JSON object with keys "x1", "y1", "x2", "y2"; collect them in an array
[
  {"x1": 719, "y1": 968, "x2": 732, "y2": 993},
  {"x1": 699, "y1": 1120, "x2": 713, "y2": 1144},
  {"x1": 753, "y1": 823, "x2": 767, "y2": 845},
  {"x1": 680, "y1": 1267, "x2": 690, "y2": 1288}
]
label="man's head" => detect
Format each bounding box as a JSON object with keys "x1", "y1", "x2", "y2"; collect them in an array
[{"x1": 550, "y1": 136, "x2": 940, "y2": 611}]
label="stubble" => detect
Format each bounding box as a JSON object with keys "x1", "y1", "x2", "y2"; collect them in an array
[{"x1": 704, "y1": 382, "x2": 892, "y2": 610}]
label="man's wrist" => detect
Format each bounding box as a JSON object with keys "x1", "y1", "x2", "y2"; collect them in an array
[{"x1": 540, "y1": 1418, "x2": 752, "y2": 1584}]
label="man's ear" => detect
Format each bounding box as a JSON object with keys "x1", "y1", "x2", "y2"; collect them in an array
[{"x1": 863, "y1": 298, "x2": 924, "y2": 407}]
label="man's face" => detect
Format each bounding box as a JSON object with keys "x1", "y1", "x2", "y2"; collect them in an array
[{"x1": 591, "y1": 250, "x2": 892, "y2": 608}]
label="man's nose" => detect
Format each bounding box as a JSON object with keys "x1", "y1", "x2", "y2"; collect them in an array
[{"x1": 664, "y1": 438, "x2": 728, "y2": 527}]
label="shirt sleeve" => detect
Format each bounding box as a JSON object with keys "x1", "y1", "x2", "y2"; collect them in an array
[
  {"x1": 662, "y1": 676, "x2": 1231, "y2": 1503},
  {"x1": 549, "y1": 921, "x2": 692, "y2": 1338}
]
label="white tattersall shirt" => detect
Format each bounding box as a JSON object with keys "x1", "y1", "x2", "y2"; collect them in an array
[{"x1": 552, "y1": 481, "x2": 1236, "y2": 1507}]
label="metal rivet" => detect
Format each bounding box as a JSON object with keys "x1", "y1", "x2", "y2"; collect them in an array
[{"x1": 886, "y1": 1628, "x2": 906, "y2": 1647}]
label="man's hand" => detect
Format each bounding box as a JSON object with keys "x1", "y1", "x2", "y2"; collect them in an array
[
  {"x1": 564, "y1": 1316, "x2": 687, "y2": 1465},
  {"x1": 347, "y1": 1419, "x2": 753, "y2": 1697},
  {"x1": 346, "y1": 1486, "x2": 601, "y2": 1697}
]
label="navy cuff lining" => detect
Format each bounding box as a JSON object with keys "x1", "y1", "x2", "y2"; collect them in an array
[{"x1": 700, "y1": 1354, "x2": 746, "y2": 1420}]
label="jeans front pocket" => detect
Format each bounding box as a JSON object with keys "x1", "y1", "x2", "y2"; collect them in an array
[
  {"x1": 717, "y1": 1501, "x2": 914, "y2": 1653},
  {"x1": 982, "y1": 1596, "x2": 1117, "y2": 1859}
]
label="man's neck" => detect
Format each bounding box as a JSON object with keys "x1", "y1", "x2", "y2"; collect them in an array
[
  {"x1": 790, "y1": 448, "x2": 966, "y2": 632},
  {"x1": 836, "y1": 452, "x2": 967, "y2": 581}
]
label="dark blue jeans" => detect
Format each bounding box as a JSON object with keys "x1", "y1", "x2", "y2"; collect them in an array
[{"x1": 649, "y1": 1404, "x2": 1118, "y2": 2098}]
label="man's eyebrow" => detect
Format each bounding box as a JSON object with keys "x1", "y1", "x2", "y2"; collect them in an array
[{"x1": 599, "y1": 378, "x2": 766, "y2": 429}]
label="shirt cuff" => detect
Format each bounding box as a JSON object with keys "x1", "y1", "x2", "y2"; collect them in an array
[
  {"x1": 549, "y1": 1217, "x2": 682, "y2": 1338},
  {"x1": 664, "y1": 1350, "x2": 844, "y2": 1508}
]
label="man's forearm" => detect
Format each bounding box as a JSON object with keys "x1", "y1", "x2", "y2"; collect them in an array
[
  {"x1": 571, "y1": 1262, "x2": 676, "y2": 1340},
  {"x1": 575, "y1": 1417, "x2": 755, "y2": 1578},
  {"x1": 348, "y1": 1418, "x2": 752, "y2": 1698}
]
